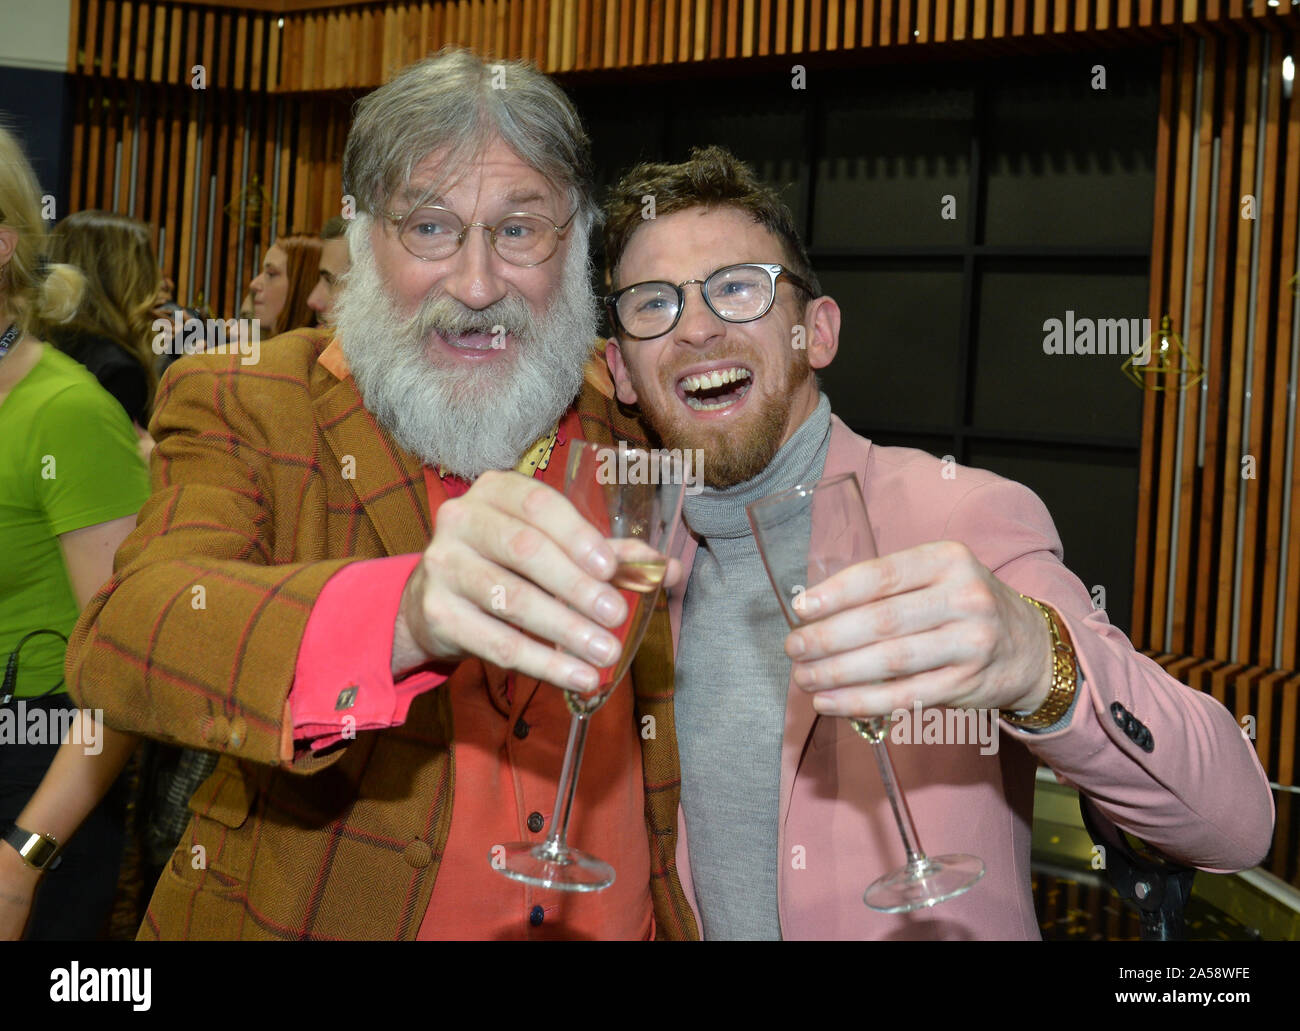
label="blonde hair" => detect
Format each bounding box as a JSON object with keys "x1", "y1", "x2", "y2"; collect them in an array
[
  {"x1": 0, "y1": 123, "x2": 84, "y2": 332},
  {"x1": 43, "y1": 210, "x2": 162, "y2": 412}
]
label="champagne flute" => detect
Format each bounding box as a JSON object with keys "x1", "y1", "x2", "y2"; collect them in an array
[
  {"x1": 746, "y1": 471, "x2": 985, "y2": 912},
  {"x1": 491, "y1": 441, "x2": 687, "y2": 892}
]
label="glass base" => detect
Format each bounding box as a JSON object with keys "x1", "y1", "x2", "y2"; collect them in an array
[
  {"x1": 863, "y1": 853, "x2": 985, "y2": 913},
  {"x1": 491, "y1": 841, "x2": 615, "y2": 893}
]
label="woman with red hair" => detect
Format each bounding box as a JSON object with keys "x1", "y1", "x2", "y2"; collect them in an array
[{"x1": 248, "y1": 234, "x2": 323, "y2": 336}]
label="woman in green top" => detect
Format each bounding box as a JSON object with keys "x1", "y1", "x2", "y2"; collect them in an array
[{"x1": 0, "y1": 125, "x2": 151, "y2": 939}]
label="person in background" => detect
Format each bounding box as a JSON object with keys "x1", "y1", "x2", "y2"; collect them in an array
[
  {"x1": 41, "y1": 210, "x2": 161, "y2": 437},
  {"x1": 0, "y1": 125, "x2": 150, "y2": 940},
  {"x1": 249, "y1": 233, "x2": 322, "y2": 337},
  {"x1": 150, "y1": 275, "x2": 207, "y2": 377},
  {"x1": 307, "y1": 216, "x2": 351, "y2": 325}
]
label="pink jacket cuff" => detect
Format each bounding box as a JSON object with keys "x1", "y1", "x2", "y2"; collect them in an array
[{"x1": 288, "y1": 554, "x2": 446, "y2": 752}]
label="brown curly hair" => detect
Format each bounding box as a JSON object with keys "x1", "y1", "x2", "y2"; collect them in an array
[{"x1": 602, "y1": 144, "x2": 820, "y2": 299}]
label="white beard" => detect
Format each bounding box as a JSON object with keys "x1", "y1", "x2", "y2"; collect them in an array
[{"x1": 335, "y1": 214, "x2": 598, "y2": 479}]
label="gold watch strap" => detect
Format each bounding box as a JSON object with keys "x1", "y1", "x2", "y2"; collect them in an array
[{"x1": 1003, "y1": 595, "x2": 1079, "y2": 730}]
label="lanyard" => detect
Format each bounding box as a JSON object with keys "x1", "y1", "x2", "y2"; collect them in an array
[{"x1": 0, "y1": 323, "x2": 18, "y2": 360}]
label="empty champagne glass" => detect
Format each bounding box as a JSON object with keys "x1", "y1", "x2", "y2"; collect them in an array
[
  {"x1": 747, "y1": 471, "x2": 985, "y2": 912},
  {"x1": 491, "y1": 441, "x2": 687, "y2": 892}
]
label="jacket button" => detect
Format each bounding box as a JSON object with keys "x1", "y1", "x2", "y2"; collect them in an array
[
  {"x1": 1111, "y1": 701, "x2": 1153, "y2": 750},
  {"x1": 527, "y1": 811, "x2": 545, "y2": 833},
  {"x1": 404, "y1": 840, "x2": 432, "y2": 868},
  {"x1": 203, "y1": 715, "x2": 230, "y2": 745},
  {"x1": 529, "y1": 905, "x2": 545, "y2": 926},
  {"x1": 228, "y1": 716, "x2": 248, "y2": 749},
  {"x1": 513, "y1": 718, "x2": 530, "y2": 740}
]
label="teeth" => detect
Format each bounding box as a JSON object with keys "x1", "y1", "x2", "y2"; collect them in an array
[
  {"x1": 680, "y1": 366, "x2": 751, "y2": 393},
  {"x1": 683, "y1": 380, "x2": 751, "y2": 411},
  {"x1": 685, "y1": 396, "x2": 731, "y2": 411}
]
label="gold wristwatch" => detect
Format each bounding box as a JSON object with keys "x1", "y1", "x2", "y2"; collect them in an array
[
  {"x1": 2, "y1": 824, "x2": 61, "y2": 871},
  {"x1": 1002, "y1": 594, "x2": 1079, "y2": 730}
]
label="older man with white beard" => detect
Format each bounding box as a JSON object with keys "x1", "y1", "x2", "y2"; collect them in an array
[{"x1": 65, "y1": 50, "x2": 699, "y2": 941}]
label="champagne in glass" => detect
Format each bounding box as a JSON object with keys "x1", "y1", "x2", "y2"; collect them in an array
[
  {"x1": 747, "y1": 472, "x2": 985, "y2": 913},
  {"x1": 566, "y1": 547, "x2": 668, "y2": 716},
  {"x1": 492, "y1": 441, "x2": 686, "y2": 890}
]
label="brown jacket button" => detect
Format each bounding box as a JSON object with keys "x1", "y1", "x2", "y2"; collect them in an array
[
  {"x1": 228, "y1": 716, "x2": 248, "y2": 748},
  {"x1": 202, "y1": 714, "x2": 230, "y2": 745},
  {"x1": 404, "y1": 840, "x2": 432, "y2": 868}
]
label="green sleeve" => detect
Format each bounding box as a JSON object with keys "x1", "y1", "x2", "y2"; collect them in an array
[{"x1": 33, "y1": 378, "x2": 151, "y2": 536}]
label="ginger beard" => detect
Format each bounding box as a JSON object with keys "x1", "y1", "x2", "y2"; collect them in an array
[
  {"x1": 336, "y1": 213, "x2": 598, "y2": 480},
  {"x1": 625, "y1": 339, "x2": 813, "y2": 489}
]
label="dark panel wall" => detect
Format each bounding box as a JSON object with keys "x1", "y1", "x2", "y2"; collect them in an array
[
  {"x1": 571, "y1": 49, "x2": 1160, "y2": 633},
  {"x1": 0, "y1": 66, "x2": 73, "y2": 210}
]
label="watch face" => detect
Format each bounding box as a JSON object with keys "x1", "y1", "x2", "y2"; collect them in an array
[{"x1": 16, "y1": 832, "x2": 57, "y2": 868}]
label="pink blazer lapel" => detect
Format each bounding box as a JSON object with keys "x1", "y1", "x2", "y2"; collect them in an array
[{"x1": 666, "y1": 415, "x2": 872, "y2": 931}]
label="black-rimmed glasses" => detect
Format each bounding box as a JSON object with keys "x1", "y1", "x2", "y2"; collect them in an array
[
  {"x1": 605, "y1": 262, "x2": 816, "y2": 341},
  {"x1": 383, "y1": 205, "x2": 578, "y2": 267}
]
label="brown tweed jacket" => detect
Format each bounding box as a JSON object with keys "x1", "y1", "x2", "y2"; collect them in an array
[{"x1": 65, "y1": 326, "x2": 700, "y2": 940}]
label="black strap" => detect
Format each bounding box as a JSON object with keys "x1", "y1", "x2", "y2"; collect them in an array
[
  {"x1": 1, "y1": 628, "x2": 70, "y2": 707},
  {"x1": 1080, "y1": 794, "x2": 1196, "y2": 941}
]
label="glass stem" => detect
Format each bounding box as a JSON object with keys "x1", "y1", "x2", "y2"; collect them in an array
[
  {"x1": 542, "y1": 712, "x2": 591, "y2": 856},
  {"x1": 864, "y1": 717, "x2": 928, "y2": 870}
]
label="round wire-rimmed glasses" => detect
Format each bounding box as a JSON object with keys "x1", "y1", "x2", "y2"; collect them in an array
[
  {"x1": 747, "y1": 471, "x2": 985, "y2": 913},
  {"x1": 382, "y1": 204, "x2": 578, "y2": 267},
  {"x1": 605, "y1": 262, "x2": 817, "y2": 340}
]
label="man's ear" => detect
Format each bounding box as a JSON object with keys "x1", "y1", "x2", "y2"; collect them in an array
[
  {"x1": 804, "y1": 295, "x2": 841, "y2": 371},
  {"x1": 605, "y1": 338, "x2": 640, "y2": 405}
]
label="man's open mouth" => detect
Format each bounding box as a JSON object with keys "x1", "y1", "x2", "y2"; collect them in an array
[
  {"x1": 441, "y1": 329, "x2": 503, "y2": 351},
  {"x1": 677, "y1": 365, "x2": 753, "y2": 411}
]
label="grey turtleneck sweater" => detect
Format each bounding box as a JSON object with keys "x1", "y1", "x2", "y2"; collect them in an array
[{"x1": 675, "y1": 394, "x2": 833, "y2": 940}]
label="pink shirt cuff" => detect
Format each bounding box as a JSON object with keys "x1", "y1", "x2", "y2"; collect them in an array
[{"x1": 288, "y1": 555, "x2": 447, "y2": 753}]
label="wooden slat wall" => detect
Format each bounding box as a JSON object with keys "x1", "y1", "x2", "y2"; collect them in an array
[
  {"x1": 1127, "y1": 28, "x2": 1300, "y2": 866},
  {"x1": 1143, "y1": 653, "x2": 1299, "y2": 887},
  {"x1": 68, "y1": 1, "x2": 279, "y2": 91},
  {"x1": 1133, "y1": 26, "x2": 1300, "y2": 683},
  {"x1": 64, "y1": 74, "x2": 350, "y2": 318},
  {"x1": 56, "y1": 4, "x2": 1300, "y2": 791},
  {"x1": 67, "y1": 0, "x2": 1300, "y2": 91}
]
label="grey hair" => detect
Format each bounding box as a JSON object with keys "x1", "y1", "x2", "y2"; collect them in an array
[{"x1": 343, "y1": 48, "x2": 597, "y2": 237}]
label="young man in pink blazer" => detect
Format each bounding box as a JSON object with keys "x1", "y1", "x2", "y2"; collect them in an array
[{"x1": 602, "y1": 145, "x2": 1275, "y2": 940}]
